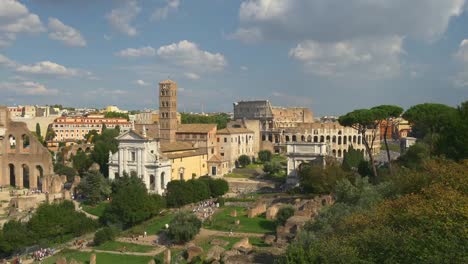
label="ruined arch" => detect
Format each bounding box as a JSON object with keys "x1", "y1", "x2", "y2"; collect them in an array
[
  {"x1": 8, "y1": 134, "x2": 16, "y2": 150},
  {"x1": 332, "y1": 136, "x2": 336, "y2": 143},
  {"x1": 22, "y1": 134, "x2": 30, "y2": 151},
  {"x1": 313, "y1": 136, "x2": 318, "y2": 143},
  {"x1": 332, "y1": 149, "x2": 336, "y2": 157},
  {"x1": 292, "y1": 135, "x2": 297, "y2": 142},
  {"x1": 358, "y1": 136, "x2": 362, "y2": 145},
  {"x1": 22, "y1": 164, "x2": 30, "y2": 189},
  {"x1": 343, "y1": 136, "x2": 347, "y2": 145},
  {"x1": 320, "y1": 136, "x2": 324, "y2": 142},
  {"x1": 301, "y1": 135, "x2": 305, "y2": 142},
  {"x1": 353, "y1": 135, "x2": 357, "y2": 143},
  {"x1": 9, "y1": 164, "x2": 15, "y2": 187},
  {"x1": 338, "y1": 149, "x2": 342, "y2": 158},
  {"x1": 338, "y1": 136, "x2": 342, "y2": 145},
  {"x1": 326, "y1": 135, "x2": 330, "y2": 143},
  {"x1": 307, "y1": 135, "x2": 312, "y2": 142},
  {"x1": 36, "y1": 165, "x2": 44, "y2": 191}
]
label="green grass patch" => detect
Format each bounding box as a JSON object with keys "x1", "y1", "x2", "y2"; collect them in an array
[
  {"x1": 246, "y1": 163, "x2": 263, "y2": 169},
  {"x1": 81, "y1": 202, "x2": 109, "y2": 218},
  {"x1": 43, "y1": 249, "x2": 154, "y2": 264},
  {"x1": 204, "y1": 206, "x2": 275, "y2": 234},
  {"x1": 94, "y1": 241, "x2": 155, "y2": 253},
  {"x1": 123, "y1": 212, "x2": 175, "y2": 236}
]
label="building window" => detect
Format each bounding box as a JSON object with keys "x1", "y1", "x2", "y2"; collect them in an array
[
  {"x1": 131, "y1": 151, "x2": 136, "y2": 161},
  {"x1": 224, "y1": 138, "x2": 227, "y2": 143}
]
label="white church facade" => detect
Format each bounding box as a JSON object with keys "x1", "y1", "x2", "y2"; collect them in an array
[{"x1": 108, "y1": 130, "x2": 172, "y2": 194}]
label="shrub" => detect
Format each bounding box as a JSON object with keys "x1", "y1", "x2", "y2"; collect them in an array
[
  {"x1": 238, "y1": 155, "x2": 251, "y2": 167},
  {"x1": 258, "y1": 150, "x2": 272, "y2": 163},
  {"x1": 217, "y1": 197, "x2": 225, "y2": 207},
  {"x1": 168, "y1": 212, "x2": 201, "y2": 243},
  {"x1": 93, "y1": 227, "x2": 118, "y2": 246},
  {"x1": 276, "y1": 206, "x2": 295, "y2": 226}
]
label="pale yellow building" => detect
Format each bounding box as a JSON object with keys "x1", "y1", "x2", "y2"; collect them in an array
[{"x1": 161, "y1": 142, "x2": 208, "y2": 180}]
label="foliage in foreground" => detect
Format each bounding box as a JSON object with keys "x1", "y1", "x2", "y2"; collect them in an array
[
  {"x1": 168, "y1": 212, "x2": 202, "y2": 244},
  {"x1": 165, "y1": 177, "x2": 228, "y2": 208},
  {"x1": 0, "y1": 201, "x2": 98, "y2": 257},
  {"x1": 278, "y1": 160, "x2": 468, "y2": 264}
]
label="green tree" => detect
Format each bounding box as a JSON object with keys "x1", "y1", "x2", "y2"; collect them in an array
[
  {"x1": 35, "y1": 123, "x2": 42, "y2": 140},
  {"x1": 299, "y1": 164, "x2": 351, "y2": 194},
  {"x1": 168, "y1": 212, "x2": 202, "y2": 244},
  {"x1": 45, "y1": 126, "x2": 56, "y2": 141},
  {"x1": 435, "y1": 101, "x2": 468, "y2": 161},
  {"x1": 339, "y1": 108, "x2": 386, "y2": 181},
  {"x1": 238, "y1": 155, "x2": 251, "y2": 167},
  {"x1": 397, "y1": 142, "x2": 430, "y2": 169},
  {"x1": 371, "y1": 105, "x2": 403, "y2": 174},
  {"x1": 54, "y1": 163, "x2": 77, "y2": 182},
  {"x1": 102, "y1": 175, "x2": 163, "y2": 228},
  {"x1": 263, "y1": 160, "x2": 282, "y2": 175},
  {"x1": 94, "y1": 227, "x2": 118, "y2": 246},
  {"x1": 342, "y1": 146, "x2": 364, "y2": 171},
  {"x1": 181, "y1": 113, "x2": 231, "y2": 129},
  {"x1": 403, "y1": 103, "x2": 457, "y2": 155},
  {"x1": 276, "y1": 206, "x2": 295, "y2": 226},
  {"x1": 104, "y1": 111, "x2": 130, "y2": 120},
  {"x1": 72, "y1": 151, "x2": 92, "y2": 175},
  {"x1": 258, "y1": 150, "x2": 272, "y2": 163},
  {"x1": 77, "y1": 170, "x2": 111, "y2": 205}
]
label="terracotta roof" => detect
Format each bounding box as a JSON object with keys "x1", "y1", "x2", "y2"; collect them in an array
[
  {"x1": 177, "y1": 124, "x2": 216, "y2": 133},
  {"x1": 160, "y1": 141, "x2": 195, "y2": 152},
  {"x1": 208, "y1": 154, "x2": 223, "y2": 163},
  {"x1": 217, "y1": 127, "x2": 253, "y2": 135},
  {"x1": 134, "y1": 124, "x2": 159, "y2": 139},
  {"x1": 164, "y1": 148, "x2": 207, "y2": 159}
]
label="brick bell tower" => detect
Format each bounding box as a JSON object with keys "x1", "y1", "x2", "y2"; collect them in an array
[{"x1": 158, "y1": 80, "x2": 178, "y2": 142}]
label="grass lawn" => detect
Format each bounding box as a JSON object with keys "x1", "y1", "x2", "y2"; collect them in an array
[
  {"x1": 43, "y1": 249, "x2": 154, "y2": 264},
  {"x1": 94, "y1": 241, "x2": 155, "y2": 253},
  {"x1": 81, "y1": 202, "x2": 109, "y2": 218},
  {"x1": 246, "y1": 163, "x2": 263, "y2": 169},
  {"x1": 123, "y1": 212, "x2": 175, "y2": 236},
  {"x1": 204, "y1": 206, "x2": 275, "y2": 234}
]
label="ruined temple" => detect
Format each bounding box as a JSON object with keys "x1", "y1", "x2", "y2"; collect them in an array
[{"x1": 0, "y1": 106, "x2": 53, "y2": 191}]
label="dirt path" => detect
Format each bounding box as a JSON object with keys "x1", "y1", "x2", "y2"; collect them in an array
[
  {"x1": 73, "y1": 201, "x2": 99, "y2": 220},
  {"x1": 196, "y1": 228, "x2": 264, "y2": 239},
  {"x1": 78, "y1": 246, "x2": 167, "y2": 256}
]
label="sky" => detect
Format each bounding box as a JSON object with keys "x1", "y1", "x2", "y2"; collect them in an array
[{"x1": 0, "y1": 0, "x2": 468, "y2": 116}]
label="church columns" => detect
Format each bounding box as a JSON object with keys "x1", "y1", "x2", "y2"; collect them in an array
[{"x1": 118, "y1": 148, "x2": 124, "y2": 176}]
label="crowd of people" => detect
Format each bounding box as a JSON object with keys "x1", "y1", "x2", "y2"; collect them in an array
[
  {"x1": 192, "y1": 199, "x2": 219, "y2": 221},
  {"x1": 32, "y1": 248, "x2": 55, "y2": 261}
]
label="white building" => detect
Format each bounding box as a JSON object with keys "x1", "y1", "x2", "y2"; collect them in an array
[
  {"x1": 286, "y1": 142, "x2": 328, "y2": 186},
  {"x1": 108, "y1": 130, "x2": 171, "y2": 194}
]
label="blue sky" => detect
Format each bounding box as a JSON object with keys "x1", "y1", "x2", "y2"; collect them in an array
[{"x1": 0, "y1": 0, "x2": 467, "y2": 116}]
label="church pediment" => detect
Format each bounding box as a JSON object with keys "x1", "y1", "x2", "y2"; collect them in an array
[{"x1": 117, "y1": 130, "x2": 146, "y2": 141}]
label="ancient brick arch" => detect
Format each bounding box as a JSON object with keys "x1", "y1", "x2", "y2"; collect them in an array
[{"x1": 0, "y1": 107, "x2": 53, "y2": 191}]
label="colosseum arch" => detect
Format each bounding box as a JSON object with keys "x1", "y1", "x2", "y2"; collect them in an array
[
  {"x1": 313, "y1": 136, "x2": 318, "y2": 143},
  {"x1": 301, "y1": 135, "x2": 305, "y2": 142},
  {"x1": 320, "y1": 136, "x2": 324, "y2": 142},
  {"x1": 292, "y1": 135, "x2": 297, "y2": 142},
  {"x1": 338, "y1": 136, "x2": 342, "y2": 145}
]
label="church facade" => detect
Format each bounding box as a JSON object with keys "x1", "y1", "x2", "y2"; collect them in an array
[{"x1": 108, "y1": 130, "x2": 172, "y2": 194}]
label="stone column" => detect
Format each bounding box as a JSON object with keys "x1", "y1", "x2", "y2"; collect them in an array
[
  {"x1": 136, "y1": 148, "x2": 141, "y2": 177},
  {"x1": 156, "y1": 169, "x2": 162, "y2": 194},
  {"x1": 122, "y1": 148, "x2": 128, "y2": 174}
]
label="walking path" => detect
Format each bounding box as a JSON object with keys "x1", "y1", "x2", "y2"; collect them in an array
[
  {"x1": 73, "y1": 200, "x2": 99, "y2": 220},
  {"x1": 78, "y1": 246, "x2": 167, "y2": 257}
]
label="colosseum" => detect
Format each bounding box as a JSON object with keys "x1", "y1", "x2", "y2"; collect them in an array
[{"x1": 233, "y1": 100, "x2": 380, "y2": 158}]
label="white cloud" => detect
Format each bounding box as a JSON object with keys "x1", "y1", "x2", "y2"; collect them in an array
[
  {"x1": 228, "y1": 27, "x2": 263, "y2": 43},
  {"x1": 289, "y1": 36, "x2": 404, "y2": 78},
  {"x1": 184, "y1": 72, "x2": 200, "y2": 80},
  {"x1": 0, "y1": 81, "x2": 58, "y2": 95},
  {"x1": 0, "y1": 53, "x2": 17, "y2": 68},
  {"x1": 453, "y1": 39, "x2": 468, "y2": 87},
  {"x1": 115, "y1": 46, "x2": 156, "y2": 58},
  {"x1": 48, "y1": 18, "x2": 86, "y2": 47},
  {"x1": 136, "y1": 79, "x2": 150, "y2": 86},
  {"x1": 157, "y1": 40, "x2": 227, "y2": 73},
  {"x1": 151, "y1": 0, "x2": 180, "y2": 21},
  {"x1": 0, "y1": 0, "x2": 45, "y2": 47},
  {"x1": 106, "y1": 1, "x2": 140, "y2": 37},
  {"x1": 236, "y1": 0, "x2": 466, "y2": 42},
  {"x1": 16, "y1": 61, "x2": 85, "y2": 77}
]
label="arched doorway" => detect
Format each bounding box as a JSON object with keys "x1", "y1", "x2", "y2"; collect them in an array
[
  {"x1": 149, "y1": 175, "x2": 155, "y2": 191},
  {"x1": 313, "y1": 136, "x2": 318, "y2": 143},
  {"x1": 22, "y1": 164, "x2": 30, "y2": 189},
  {"x1": 160, "y1": 172, "x2": 165, "y2": 189},
  {"x1": 292, "y1": 135, "x2": 297, "y2": 142},
  {"x1": 36, "y1": 165, "x2": 43, "y2": 191},
  {"x1": 9, "y1": 164, "x2": 15, "y2": 187}
]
